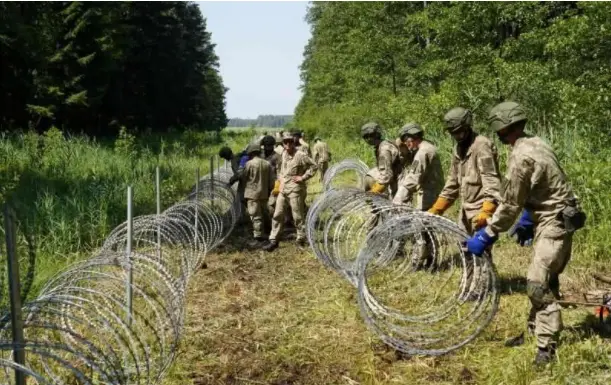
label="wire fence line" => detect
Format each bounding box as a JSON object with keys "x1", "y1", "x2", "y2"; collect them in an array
[
  {"x1": 0, "y1": 157, "x2": 239, "y2": 384},
  {"x1": 308, "y1": 159, "x2": 500, "y2": 356}
]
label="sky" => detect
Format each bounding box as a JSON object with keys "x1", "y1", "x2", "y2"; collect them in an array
[{"x1": 197, "y1": 1, "x2": 311, "y2": 119}]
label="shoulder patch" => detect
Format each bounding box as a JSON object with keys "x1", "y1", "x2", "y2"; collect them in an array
[{"x1": 479, "y1": 156, "x2": 496, "y2": 174}]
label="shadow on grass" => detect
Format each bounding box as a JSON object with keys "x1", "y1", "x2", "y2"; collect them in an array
[
  {"x1": 566, "y1": 313, "x2": 611, "y2": 340},
  {"x1": 499, "y1": 275, "x2": 528, "y2": 295}
]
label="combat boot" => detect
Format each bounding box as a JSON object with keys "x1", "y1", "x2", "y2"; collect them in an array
[
  {"x1": 263, "y1": 240, "x2": 279, "y2": 252},
  {"x1": 248, "y1": 237, "x2": 266, "y2": 248},
  {"x1": 534, "y1": 345, "x2": 556, "y2": 366}
]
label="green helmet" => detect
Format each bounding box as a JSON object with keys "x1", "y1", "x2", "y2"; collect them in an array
[
  {"x1": 218, "y1": 146, "x2": 232, "y2": 159},
  {"x1": 399, "y1": 123, "x2": 423, "y2": 138},
  {"x1": 444, "y1": 107, "x2": 472, "y2": 132},
  {"x1": 246, "y1": 143, "x2": 261, "y2": 155},
  {"x1": 361, "y1": 122, "x2": 382, "y2": 137},
  {"x1": 487, "y1": 101, "x2": 527, "y2": 132},
  {"x1": 261, "y1": 135, "x2": 276, "y2": 146}
]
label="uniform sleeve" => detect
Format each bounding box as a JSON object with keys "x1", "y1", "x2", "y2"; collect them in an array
[
  {"x1": 439, "y1": 154, "x2": 460, "y2": 202},
  {"x1": 312, "y1": 144, "x2": 319, "y2": 163},
  {"x1": 267, "y1": 163, "x2": 275, "y2": 192},
  {"x1": 300, "y1": 153, "x2": 317, "y2": 181},
  {"x1": 399, "y1": 149, "x2": 426, "y2": 195},
  {"x1": 488, "y1": 154, "x2": 534, "y2": 234},
  {"x1": 376, "y1": 146, "x2": 394, "y2": 186},
  {"x1": 478, "y1": 141, "x2": 502, "y2": 203}
]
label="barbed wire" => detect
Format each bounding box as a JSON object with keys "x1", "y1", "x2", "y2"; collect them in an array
[
  {"x1": 0, "y1": 166, "x2": 237, "y2": 384},
  {"x1": 309, "y1": 162, "x2": 500, "y2": 356}
]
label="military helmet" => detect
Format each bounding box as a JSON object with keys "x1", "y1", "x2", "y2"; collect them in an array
[
  {"x1": 444, "y1": 107, "x2": 472, "y2": 132},
  {"x1": 261, "y1": 135, "x2": 276, "y2": 146},
  {"x1": 292, "y1": 130, "x2": 303, "y2": 137},
  {"x1": 399, "y1": 123, "x2": 423, "y2": 138},
  {"x1": 218, "y1": 146, "x2": 232, "y2": 159},
  {"x1": 246, "y1": 143, "x2": 261, "y2": 155},
  {"x1": 487, "y1": 101, "x2": 527, "y2": 132},
  {"x1": 314, "y1": 136, "x2": 321, "y2": 142},
  {"x1": 361, "y1": 122, "x2": 382, "y2": 137}
]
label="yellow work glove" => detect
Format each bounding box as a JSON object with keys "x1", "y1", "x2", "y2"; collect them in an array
[
  {"x1": 369, "y1": 182, "x2": 386, "y2": 195},
  {"x1": 472, "y1": 200, "x2": 497, "y2": 230},
  {"x1": 272, "y1": 180, "x2": 280, "y2": 196},
  {"x1": 428, "y1": 197, "x2": 452, "y2": 215}
]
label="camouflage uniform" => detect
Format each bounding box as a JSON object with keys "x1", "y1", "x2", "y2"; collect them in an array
[
  {"x1": 481, "y1": 102, "x2": 585, "y2": 362},
  {"x1": 429, "y1": 108, "x2": 502, "y2": 233},
  {"x1": 392, "y1": 123, "x2": 444, "y2": 268},
  {"x1": 242, "y1": 144, "x2": 274, "y2": 239},
  {"x1": 428, "y1": 108, "x2": 502, "y2": 299},
  {"x1": 268, "y1": 134, "x2": 317, "y2": 244},
  {"x1": 392, "y1": 126, "x2": 444, "y2": 210},
  {"x1": 312, "y1": 138, "x2": 331, "y2": 182},
  {"x1": 361, "y1": 123, "x2": 402, "y2": 198}
]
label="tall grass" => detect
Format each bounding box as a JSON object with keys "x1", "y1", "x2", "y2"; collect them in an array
[{"x1": 0, "y1": 126, "x2": 253, "y2": 304}]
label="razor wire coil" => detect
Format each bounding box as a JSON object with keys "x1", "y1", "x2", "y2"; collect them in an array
[
  {"x1": 308, "y1": 160, "x2": 500, "y2": 356},
  {"x1": 0, "y1": 166, "x2": 237, "y2": 384}
]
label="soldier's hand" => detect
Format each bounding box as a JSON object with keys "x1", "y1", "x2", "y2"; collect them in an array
[{"x1": 292, "y1": 175, "x2": 304, "y2": 183}]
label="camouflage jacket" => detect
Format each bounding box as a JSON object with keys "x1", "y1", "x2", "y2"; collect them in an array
[{"x1": 439, "y1": 133, "x2": 502, "y2": 219}]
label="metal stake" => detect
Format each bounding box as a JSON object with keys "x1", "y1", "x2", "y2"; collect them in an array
[
  {"x1": 126, "y1": 186, "x2": 133, "y2": 327},
  {"x1": 4, "y1": 205, "x2": 25, "y2": 385},
  {"x1": 156, "y1": 167, "x2": 162, "y2": 262},
  {"x1": 194, "y1": 168, "x2": 200, "y2": 251}
]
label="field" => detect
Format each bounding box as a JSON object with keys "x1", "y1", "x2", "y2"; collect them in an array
[{"x1": 2, "y1": 125, "x2": 611, "y2": 384}]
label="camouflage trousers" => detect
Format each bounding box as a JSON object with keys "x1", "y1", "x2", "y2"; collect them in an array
[
  {"x1": 246, "y1": 199, "x2": 267, "y2": 238},
  {"x1": 527, "y1": 221, "x2": 573, "y2": 349},
  {"x1": 459, "y1": 209, "x2": 493, "y2": 300},
  {"x1": 270, "y1": 189, "x2": 307, "y2": 241},
  {"x1": 318, "y1": 161, "x2": 329, "y2": 183}
]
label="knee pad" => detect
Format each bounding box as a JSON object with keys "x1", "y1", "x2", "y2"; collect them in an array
[{"x1": 527, "y1": 280, "x2": 555, "y2": 309}]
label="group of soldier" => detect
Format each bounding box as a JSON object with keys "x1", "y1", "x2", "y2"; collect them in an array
[
  {"x1": 217, "y1": 130, "x2": 330, "y2": 252},
  {"x1": 218, "y1": 100, "x2": 586, "y2": 366},
  {"x1": 361, "y1": 101, "x2": 585, "y2": 366}
]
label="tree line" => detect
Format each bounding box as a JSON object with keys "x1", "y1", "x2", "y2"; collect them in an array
[
  {"x1": 0, "y1": 1, "x2": 228, "y2": 137},
  {"x1": 227, "y1": 115, "x2": 293, "y2": 128},
  {"x1": 294, "y1": 2, "x2": 611, "y2": 142}
]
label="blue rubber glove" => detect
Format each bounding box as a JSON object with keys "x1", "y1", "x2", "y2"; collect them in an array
[
  {"x1": 509, "y1": 210, "x2": 534, "y2": 246},
  {"x1": 466, "y1": 227, "x2": 498, "y2": 256},
  {"x1": 239, "y1": 152, "x2": 249, "y2": 168}
]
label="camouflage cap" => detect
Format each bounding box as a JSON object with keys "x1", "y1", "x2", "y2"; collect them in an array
[
  {"x1": 444, "y1": 107, "x2": 472, "y2": 132},
  {"x1": 399, "y1": 123, "x2": 423, "y2": 137},
  {"x1": 487, "y1": 101, "x2": 527, "y2": 132},
  {"x1": 314, "y1": 136, "x2": 321, "y2": 141},
  {"x1": 282, "y1": 132, "x2": 294, "y2": 142},
  {"x1": 361, "y1": 122, "x2": 382, "y2": 137},
  {"x1": 246, "y1": 143, "x2": 262, "y2": 154}
]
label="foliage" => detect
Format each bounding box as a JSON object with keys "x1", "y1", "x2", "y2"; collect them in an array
[
  {"x1": 295, "y1": 1, "x2": 611, "y2": 256},
  {"x1": 0, "y1": 1, "x2": 228, "y2": 136},
  {"x1": 227, "y1": 115, "x2": 294, "y2": 128}
]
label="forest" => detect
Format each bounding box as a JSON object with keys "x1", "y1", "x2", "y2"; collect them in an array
[
  {"x1": 295, "y1": 2, "x2": 611, "y2": 141},
  {"x1": 227, "y1": 115, "x2": 294, "y2": 128},
  {"x1": 0, "y1": 1, "x2": 228, "y2": 137}
]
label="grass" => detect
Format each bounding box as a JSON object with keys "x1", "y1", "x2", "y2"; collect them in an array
[
  {"x1": 160, "y1": 170, "x2": 611, "y2": 385},
  {"x1": 2, "y1": 123, "x2": 611, "y2": 384}
]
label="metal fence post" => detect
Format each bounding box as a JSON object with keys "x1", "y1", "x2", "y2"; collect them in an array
[
  {"x1": 194, "y1": 168, "x2": 200, "y2": 251},
  {"x1": 126, "y1": 187, "x2": 133, "y2": 327},
  {"x1": 4, "y1": 205, "x2": 26, "y2": 385},
  {"x1": 156, "y1": 167, "x2": 161, "y2": 262}
]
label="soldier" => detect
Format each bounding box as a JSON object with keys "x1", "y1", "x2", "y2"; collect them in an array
[
  {"x1": 312, "y1": 137, "x2": 331, "y2": 182},
  {"x1": 293, "y1": 130, "x2": 311, "y2": 157},
  {"x1": 219, "y1": 146, "x2": 248, "y2": 222},
  {"x1": 392, "y1": 123, "x2": 444, "y2": 269},
  {"x1": 241, "y1": 143, "x2": 274, "y2": 246},
  {"x1": 263, "y1": 133, "x2": 317, "y2": 251},
  {"x1": 427, "y1": 107, "x2": 502, "y2": 300},
  {"x1": 395, "y1": 137, "x2": 413, "y2": 170},
  {"x1": 392, "y1": 123, "x2": 444, "y2": 210},
  {"x1": 465, "y1": 101, "x2": 586, "y2": 365},
  {"x1": 427, "y1": 107, "x2": 502, "y2": 232},
  {"x1": 360, "y1": 122, "x2": 402, "y2": 198},
  {"x1": 261, "y1": 135, "x2": 281, "y2": 233}
]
